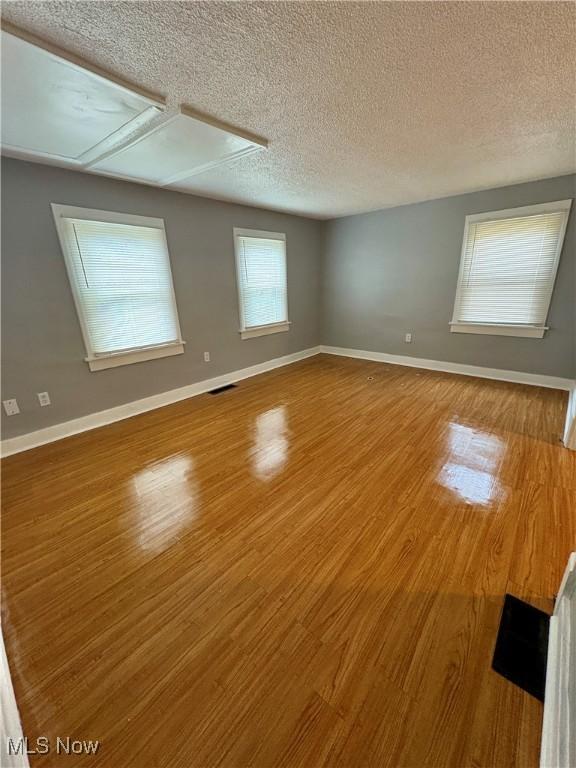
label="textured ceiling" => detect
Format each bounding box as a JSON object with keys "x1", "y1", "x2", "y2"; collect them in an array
[{"x1": 2, "y1": 1, "x2": 575, "y2": 218}]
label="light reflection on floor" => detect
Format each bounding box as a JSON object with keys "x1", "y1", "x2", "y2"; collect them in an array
[
  {"x1": 437, "y1": 422, "x2": 505, "y2": 506},
  {"x1": 252, "y1": 406, "x2": 288, "y2": 480},
  {"x1": 131, "y1": 455, "x2": 198, "y2": 552}
]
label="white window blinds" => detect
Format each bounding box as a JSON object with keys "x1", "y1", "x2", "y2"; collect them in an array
[
  {"x1": 234, "y1": 230, "x2": 288, "y2": 331},
  {"x1": 52, "y1": 205, "x2": 183, "y2": 368},
  {"x1": 452, "y1": 201, "x2": 571, "y2": 333}
]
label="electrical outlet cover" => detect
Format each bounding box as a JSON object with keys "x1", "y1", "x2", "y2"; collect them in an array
[{"x1": 3, "y1": 399, "x2": 20, "y2": 416}]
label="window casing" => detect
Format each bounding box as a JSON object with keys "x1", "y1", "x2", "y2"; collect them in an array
[
  {"x1": 233, "y1": 228, "x2": 290, "y2": 339},
  {"x1": 52, "y1": 204, "x2": 184, "y2": 370},
  {"x1": 450, "y1": 200, "x2": 571, "y2": 338}
]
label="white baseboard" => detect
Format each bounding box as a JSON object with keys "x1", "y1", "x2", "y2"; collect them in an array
[
  {"x1": 562, "y1": 383, "x2": 576, "y2": 450},
  {"x1": 320, "y1": 345, "x2": 573, "y2": 391},
  {"x1": 1, "y1": 346, "x2": 321, "y2": 457},
  {"x1": 0, "y1": 629, "x2": 29, "y2": 768},
  {"x1": 2, "y1": 345, "x2": 572, "y2": 457}
]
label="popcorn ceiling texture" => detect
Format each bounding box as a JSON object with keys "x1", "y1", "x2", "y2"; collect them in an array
[{"x1": 2, "y1": 1, "x2": 575, "y2": 218}]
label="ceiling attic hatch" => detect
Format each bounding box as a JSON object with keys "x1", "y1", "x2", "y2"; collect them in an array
[
  {"x1": 89, "y1": 108, "x2": 268, "y2": 186},
  {"x1": 0, "y1": 30, "x2": 164, "y2": 165},
  {"x1": 1, "y1": 28, "x2": 268, "y2": 187}
]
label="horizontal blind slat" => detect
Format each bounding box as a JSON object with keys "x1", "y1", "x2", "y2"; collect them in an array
[
  {"x1": 63, "y1": 218, "x2": 180, "y2": 355},
  {"x1": 237, "y1": 235, "x2": 287, "y2": 329},
  {"x1": 455, "y1": 209, "x2": 568, "y2": 325}
]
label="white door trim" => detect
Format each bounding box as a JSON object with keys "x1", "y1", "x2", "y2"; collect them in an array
[
  {"x1": 562, "y1": 383, "x2": 576, "y2": 450},
  {"x1": 541, "y1": 552, "x2": 576, "y2": 768},
  {"x1": 0, "y1": 630, "x2": 29, "y2": 768}
]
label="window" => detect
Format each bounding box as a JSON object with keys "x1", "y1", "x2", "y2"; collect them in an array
[
  {"x1": 52, "y1": 204, "x2": 184, "y2": 370},
  {"x1": 451, "y1": 200, "x2": 571, "y2": 338},
  {"x1": 234, "y1": 228, "x2": 290, "y2": 339}
]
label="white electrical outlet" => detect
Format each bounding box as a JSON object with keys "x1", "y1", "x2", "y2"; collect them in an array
[
  {"x1": 405, "y1": 333, "x2": 412, "y2": 343},
  {"x1": 37, "y1": 392, "x2": 51, "y2": 407},
  {"x1": 204, "y1": 352, "x2": 211, "y2": 362},
  {"x1": 3, "y1": 399, "x2": 20, "y2": 416}
]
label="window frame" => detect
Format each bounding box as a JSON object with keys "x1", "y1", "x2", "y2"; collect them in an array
[
  {"x1": 233, "y1": 227, "x2": 290, "y2": 340},
  {"x1": 450, "y1": 199, "x2": 572, "y2": 338},
  {"x1": 51, "y1": 203, "x2": 185, "y2": 371}
]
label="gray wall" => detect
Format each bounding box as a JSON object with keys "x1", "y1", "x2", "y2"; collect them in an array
[
  {"x1": 1, "y1": 159, "x2": 322, "y2": 439},
  {"x1": 322, "y1": 175, "x2": 576, "y2": 379},
  {"x1": 3, "y1": 161, "x2": 575, "y2": 441}
]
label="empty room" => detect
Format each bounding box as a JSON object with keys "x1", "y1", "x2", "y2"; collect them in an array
[{"x1": 1, "y1": 2, "x2": 575, "y2": 767}]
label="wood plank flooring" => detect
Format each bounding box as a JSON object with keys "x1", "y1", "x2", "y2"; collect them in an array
[{"x1": 2, "y1": 354, "x2": 574, "y2": 767}]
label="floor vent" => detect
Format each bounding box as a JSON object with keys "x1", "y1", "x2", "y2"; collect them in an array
[
  {"x1": 208, "y1": 384, "x2": 237, "y2": 395},
  {"x1": 492, "y1": 593, "x2": 550, "y2": 701}
]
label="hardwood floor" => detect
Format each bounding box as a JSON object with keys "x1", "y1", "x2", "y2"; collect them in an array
[{"x1": 2, "y1": 354, "x2": 574, "y2": 767}]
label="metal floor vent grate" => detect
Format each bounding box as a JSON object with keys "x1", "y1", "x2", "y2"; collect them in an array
[{"x1": 208, "y1": 384, "x2": 237, "y2": 395}]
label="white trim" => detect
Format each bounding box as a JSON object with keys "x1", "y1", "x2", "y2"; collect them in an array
[
  {"x1": 0, "y1": 629, "x2": 29, "y2": 768},
  {"x1": 0, "y1": 347, "x2": 320, "y2": 457},
  {"x1": 51, "y1": 204, "x2": 185, "y2": 371},
  {"x1": 160, "y1": 146, "x2": 263, "y2": 186},
  {"x1": 0, "y1": 29, "x2": 166, "y2": 171},
  {"x1": 77, "y1": 107, "x2": 164, "y2": 166},
  {"x1": 2, "y1": 24, "x2": 166, "y2": 107},
  {"x1": 240, "y1": 322, "x2": 290, "y2": 340},
  {"x1": 82, "y1": 112, "x2": 182, "y2": 171},
  {"x1": 319, "y1": 345, "x2": 573, "y2": 391},
  {"x1": 450, "y1": 199, "x2": 571, "y2": 335},
  {"x1": 233, "y1": 227, "x2": 289, "y2": 335},
  {"x1": 3, "y1": 345, "x2": 571, "y2": 456},
  {"x1": 450, "y1": 323, "x2": 547, "y2": 339},
  {"x1": 540, "y1": 552, "x2": 576, "y2": 768},
  {"x1": 51, "y1": 204, "x2": 167, "y2": 228},
  {"x1": 87, "y1": 342, "x2": 185, "y2": 371},
  {"x1": 233, "y1": 228, "x2": 286, "y2": 242},
  {"x1": 563, "y1": 382, "x2": 576, "y2": 450},
  {"x1": 465, "y1": 199, "x2": 573, "y2": 224},
  {"x1": 85, "y1": 109, "x2": 267, "y2": 183}
]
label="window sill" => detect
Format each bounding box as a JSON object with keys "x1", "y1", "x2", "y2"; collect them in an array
[
  {"x1": 240, "y1": 322, "x2": 291, "y2": 340},
  {"x1": 450, "y1": 323, "x2": 547, "y2": 339},
  {"x1": 86, "y1": 341, "x2": 186, "y2": 371}
]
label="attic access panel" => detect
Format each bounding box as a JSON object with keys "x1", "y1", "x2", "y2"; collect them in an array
[
  {"x1": 0, "y1": 31, "x2": 163, "y2": 164},
  {"x1": 90, "y1": 110, "x2": 267, "y2": 186}
]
